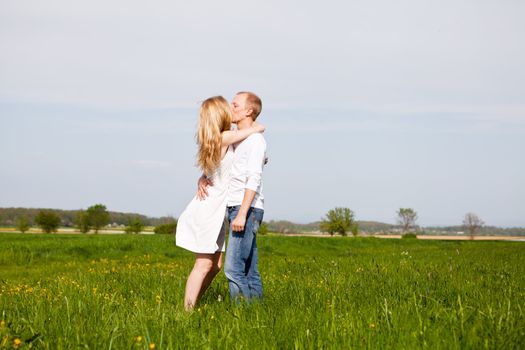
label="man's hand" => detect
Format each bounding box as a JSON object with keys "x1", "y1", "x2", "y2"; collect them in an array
[
  {"x1": 231, "y1": 214, "x2": 246, "y2": 232},
  {"x1": 196, "y1": 175, "x2": 213, "y2": 200}
]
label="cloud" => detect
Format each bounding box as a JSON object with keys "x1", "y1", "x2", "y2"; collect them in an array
[
  {"x1": 265, "y1": 102, "x2": 525, "y2": 135},
  {"x1": 1, "y1": 0, "x2": 524, "y2": 110}
]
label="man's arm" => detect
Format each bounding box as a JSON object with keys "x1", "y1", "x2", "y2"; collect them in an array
[
  {"x1": 230, "y1": 189, "x2": 257, "y2": 231},
  {"x1": 230, "y1": 136, "x2": 266, "y2": 232}
]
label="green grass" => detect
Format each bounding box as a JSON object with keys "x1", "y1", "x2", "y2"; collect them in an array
[{"x1": 0, "y1": 233, "x2": 524, "y2": 349}]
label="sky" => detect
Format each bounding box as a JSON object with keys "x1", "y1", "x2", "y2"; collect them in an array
[{"x1": 1, "y1": 0, "x2": 524, "y2": 226}]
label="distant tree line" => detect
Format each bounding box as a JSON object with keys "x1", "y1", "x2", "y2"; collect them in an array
[
  {"x1": 1, "y1": 206, "x2": 177, "y2": 235},
  {"x1": 316, "y1": 206, "x2": 523, "y2": 238},
  {"x1": 2, "y1": 207, "x2": 524, "y2": 236},
  {"x1": 265, "y1": 220, "x2": 321, "y2": 234},
  {"x1": 263, "y1": 215, "x2": 525, "y2": 236},
  {"x1": 0, "y1": 207, "x2": 174, "y2": 227}
]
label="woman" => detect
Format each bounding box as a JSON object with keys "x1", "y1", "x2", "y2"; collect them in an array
[{"x1": 175, "y1": 96, "x2": 265, "y2": 310}]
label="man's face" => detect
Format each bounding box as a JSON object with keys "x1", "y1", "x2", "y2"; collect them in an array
[{"x1": 231, "y1": 94, "x2": 249, "y2": 123}]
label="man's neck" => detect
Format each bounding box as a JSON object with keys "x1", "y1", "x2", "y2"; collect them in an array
[{"x1": 236, "y1": 117, "x2": 253, "y2": 130}]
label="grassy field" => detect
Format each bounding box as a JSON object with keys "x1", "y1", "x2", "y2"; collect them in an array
[{"x1": 0, "y1": 233, "x2": 523, "y2": 349}]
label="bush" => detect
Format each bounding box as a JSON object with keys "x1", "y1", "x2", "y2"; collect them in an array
[
  {"x1": 17, "y1": 217, "x2": 31, "y2": 233},
  {"x1": 154, "y1": 222, "x2": 177, "y2": 235},
  {"x1": 351, "y1": 223, "x2": 359, "y2": 237},
  {"x1": 401, "y1": 232, "x2": 418, "y2": 239},
  {"x1": 75, "y1": 210, "x2": 90, "y2": 233},
  {"x1": 35, "y1": 210, "x2": 61, "y2": 233},
  {"x1": 258, "y1": 222, "x2": 268, "y2": 235},
  {"x1": 125, "y1": 218, "x2": 144, "y2": 234}
]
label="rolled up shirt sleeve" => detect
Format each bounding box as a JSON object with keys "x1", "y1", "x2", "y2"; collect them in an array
[{"x1": 244, "y1": 138, "x2": 266, "y2": 191}]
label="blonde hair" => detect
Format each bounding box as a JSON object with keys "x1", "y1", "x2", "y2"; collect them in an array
[
  {"x1": 197, "y1": 96, "x2": 232, "y2": 176},
  {"x1": 236, "y1": 91, "x2": 262, "y2": 120}
]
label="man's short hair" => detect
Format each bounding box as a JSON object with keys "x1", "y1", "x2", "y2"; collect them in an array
[{"x1": 237, "y1": 91, "x2": 262, "y2": 120}]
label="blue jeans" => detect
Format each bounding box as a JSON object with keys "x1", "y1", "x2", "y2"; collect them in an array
[{"x1": 224, "y1": 206, "x2": 264, "y2": 301}]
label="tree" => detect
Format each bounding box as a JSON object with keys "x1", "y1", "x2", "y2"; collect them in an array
[
  {"x1": 17, "y1": 217, "x2": 30, "y2": 233},
  {"x1": 87, "y1": 204, "x2": 110, "y2": 234},
  {"x1": 320, "y1": 207, "x2": 355, "y2": 236},
  {"x1": 463, "y1": 213, "x2": 484, "y2": 240},
  {"x1": 35, "y1": 210, "x2": 61, "y2": 233},
  {"x1": 75, "y1": 210, "x2": 90, "y2": 233},
  {"x1": 125, "y1": 217, "x2": 144, "y2": 234},
  {"x1": 397, "y1": 208, "x2": 418, "y2": 233}
]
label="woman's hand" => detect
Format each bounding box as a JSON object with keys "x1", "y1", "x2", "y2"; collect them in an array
[
  {"x1": 252, "y1": 122, "x2": 265, "y2": 133},
  {"x1": 196, "y1": 174, "x2": 213, "y2": 200}
]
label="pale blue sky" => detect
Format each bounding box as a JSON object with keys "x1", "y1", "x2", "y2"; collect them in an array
[{"x1": 1, "y1": 1, "x2": 524, "y2": 226}]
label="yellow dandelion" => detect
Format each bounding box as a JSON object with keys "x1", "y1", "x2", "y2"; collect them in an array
[
  {"x1": 211, "y1": 315, "x2": 215, "y2": 320},
  {"x1": 0, "y1": 320, "x2": 5, "y2": 327},
  {"x1": 369, "y1": 323, "x2": 376, "y2": 329},
  {"x1": 156, "y1": 295, "x2": 161, "y2": 304},
  {"x1": 135, "y1": 336, "x2": 142, "y2": 343},
  {"x1": 13, "y1": 338, "x2": 22, "y2": 348},
  {"x1": 149, "y1": 343, "x2": 156, "y2": 349}
]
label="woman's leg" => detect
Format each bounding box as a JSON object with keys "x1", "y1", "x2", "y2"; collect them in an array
[
  {"x1": 184, "y1": 253, "x2": 215, "y2": 311},
  {"x1": 198, "y1": 252, "x2": 223, "y2": 300}
]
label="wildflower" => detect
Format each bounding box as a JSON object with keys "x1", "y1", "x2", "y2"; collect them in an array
[
  {"x1": 369, "y1": 323, "x2": 376, "y2": 329},
  {"x1": 211, "y1": 315, "x2": 215, "y2": 320},
  {"x1": 156, "y1": 295, "x2": 161, "y2": 304},
  {"x1": 135, "y1": 336, "x2": 142, "y2": 343},
  {"x1": 13, "y1": 338, "x2": 22, "y2": 348},
  {"x1": 0, "y1": 320, "x2": 5, "y2": 327},
  {"x1": 149, "y1": 343, "x2": 156, "y2": 349}
]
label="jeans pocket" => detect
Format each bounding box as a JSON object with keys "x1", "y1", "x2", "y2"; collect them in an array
[{"x1": 252, "y1": 216, "x2": 260, "y2": 234}]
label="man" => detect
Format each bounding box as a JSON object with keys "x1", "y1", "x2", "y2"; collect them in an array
[{"x1": 198, "y1": 91, "x2": 267, "y2": 301}]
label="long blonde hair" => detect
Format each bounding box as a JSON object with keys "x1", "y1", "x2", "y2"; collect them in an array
[{"x1": 197, "y1": 96, "x2": 232, "y2": 176}]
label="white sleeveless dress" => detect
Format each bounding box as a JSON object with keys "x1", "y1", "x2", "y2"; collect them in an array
[{"x1": 175, "y1": 146, "x2": 234, "y2": 253}]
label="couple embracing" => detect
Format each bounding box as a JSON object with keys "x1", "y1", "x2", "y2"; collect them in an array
[{"x1": 176, "y1": 92, "x2": 267, "y2": 310}]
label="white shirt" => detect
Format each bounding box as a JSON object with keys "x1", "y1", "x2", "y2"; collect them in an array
[{"x1": 227, "y1": 133, "x2": 266, "y2": 209}]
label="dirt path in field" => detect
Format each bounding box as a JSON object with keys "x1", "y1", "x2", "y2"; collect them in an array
[
  {"x1": 373, "y1": 234, "x2": 525, "y2": 241},
  {"x1": 280, "y1": 233, "x2": 525, "y2": 241}
]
